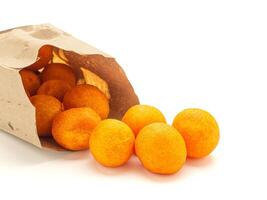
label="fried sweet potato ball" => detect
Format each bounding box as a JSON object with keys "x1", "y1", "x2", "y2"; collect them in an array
[
  {"x1": 30, "y1": 95, "x2": 62, "y2": 137},
  {"x1": 172, "y1": 108, "x2": 220, "y2": 158},
  {"x1": 19, "y1": 69, "x2": 41, "y2": 96},
  {"x1": 63, "y1": 84, "x2": 109, "y2": 119},
  {"x1": 37, "y1": 80, "x2": 71, "y2": 101},
  {"x1": 26, "y1": 45, "x2": 53, "y2": 71},
  {"x1": 40, "y1": 63, "x2": 76, "y2": 86},
  {"x1": 135, "y1": 123, "x2": 187, "y2": 175},
  {"x1": 122, "y1": 105, "x2": 166, "y2": 136},
  {"x1": 52, "y1": 107, "x2": 101, "y2": 151},
  {"x1": 90, "y1": 119, "x2": 135, "y2": 167}
]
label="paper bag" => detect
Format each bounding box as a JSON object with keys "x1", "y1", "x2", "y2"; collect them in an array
[{"x1": 0, "y1": 24, "x2": 139, "y2": 149}]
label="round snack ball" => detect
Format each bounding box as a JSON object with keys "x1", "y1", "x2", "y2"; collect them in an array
[
  {"x1": 63, "y1": 84, "x2": 109, "y2": 119},
  {"x1": 90, "y1": 119, "x2": 135, "y2": 167},
  {"x1": 52, "y1": 107, "x2": 101, "y2": 151},
  {"x1": 37, "y1": 80, "x2": 71, "y2": 101},
  {"x1": 30, "y1": 95, "x2": 62, "y2": 137},
  {"x1": 135, "y1": 123, "x2": 187, "y2": 175},
  {"x1": 40, "y1": 63, "x2": 76, "y2": 86},
  {"x1": 172, "y1": 108, "x2": 220, "y2": 158},
  {"x1": 122, "y1": 105, "x2": 166, "y2": 136},
  {"x1": 19, "y1": 69, "x2": 41, "y2": 96},
  {"x1": 26, "y1": 45, "x2": 53, "y2": 71}
]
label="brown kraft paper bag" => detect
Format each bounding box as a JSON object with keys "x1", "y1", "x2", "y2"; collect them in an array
[{"x1": 0, "y1": 24, "x2": 139, "y2": 150}]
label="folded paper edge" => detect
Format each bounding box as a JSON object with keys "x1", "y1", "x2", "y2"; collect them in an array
[{"x1": 0, "y1": 23, "x2": 111, "y2": 69}]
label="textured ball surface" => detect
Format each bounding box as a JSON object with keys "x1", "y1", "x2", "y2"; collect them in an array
[
  {"x1": 37, "y1": 80, "x2": 71, "y2": 101},
  {"x1": 90, "y1": 119, "x2": 135, "y2": 167},
  {"x1": 172, "y1": 108, "x2": 220, "y2": 158},
  {"x1": 19, "y1": 69, "x2": 41, "y2": 96},
  {"x1": 30, "y1": 95, "x2": 62, "y2": 137},
  {"x1": 135, "y1": 123, "x2": 187, "y2": 175},
  {"x1": 63, "y1": 84, "x2": 109, "y2": 119},
  {"x1": 52, "y1": 107, "x2": 101, "y2": 150},
  {"x1": 122, "y1": 105, "x2": 166, "y2": 136},
  {"x1": 40, "y1": 63, "x2": 76, "y2": 86}
]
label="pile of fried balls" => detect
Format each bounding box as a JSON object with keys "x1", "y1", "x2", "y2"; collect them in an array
[{"x1": 19, "y1": 45, "x2": 220, "y2": 175}]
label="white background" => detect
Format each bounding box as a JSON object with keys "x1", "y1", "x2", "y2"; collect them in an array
[{"x1": 0, "y1": 0, "x2": 266, "y2": 199}]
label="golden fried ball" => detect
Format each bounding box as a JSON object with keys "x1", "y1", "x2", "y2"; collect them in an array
[
  {"x1": 135, "y1": 123, "x2": 187, "y2": 175},
  {"x1": 122, "y1": 105, "x2": 166, "y2": 136},
  {"x1": 40, "y1": 63, "x2": 76, "y2": 86},
  {"x1": 37, "y1": 80, "x2": 71, "y2": 101},
  {"x1": 30, "y1": 95, "x2": 62, "y2": 137},
  {"x1": 172, "y1": 108, "x2": 220, "y2": 158},
  {"x1": 90, "y1": 119, "x2": 135, "y2": 167},
  {"x1": 19, "y1": 69, "x2": 41, "y2": 96},
  {"x1": 63, "y1": 84, "x2": 109, "y2": 119},
  {"x1": 52, "y1": 107, "x2": 101, "y2": 151}
]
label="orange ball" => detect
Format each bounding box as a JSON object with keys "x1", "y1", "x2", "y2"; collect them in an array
[
  {"x1": 37, "y1": 80, "x2": 71, "y2": 101},
  {"x1": 52, "y1": 107, "x2": 101, "y2": 151},
  {"x1": 40, "y1": 63, "x2": 77, "y2": 86},
  {"x1": 122, "y1": 105, "x2": 166, "y2": 136},
  {"x1": 30, "y1": 95, "x2": 62, "y2": 137},
  {"x1": 19, "y1": 69, "x2": 41, "y2": 96},
  {"x1": 90, "y1": 119, "x2": 135, "y2": 167},
  {"x1": 63, "y1": 84, "x2": 109, "y2": 119},
  {"x1": 135, "y1": 123, "x2": 187, "y2": 175},
  {"x1": 172, "y1": 108, "x2": 220, "y2": 158}
]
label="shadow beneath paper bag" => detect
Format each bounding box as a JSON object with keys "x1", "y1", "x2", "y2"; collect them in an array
[{"x1": 0, "y1": 130, "x2": 68, "y2": 167}]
